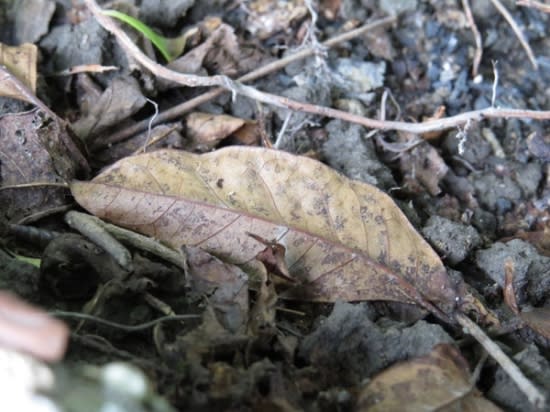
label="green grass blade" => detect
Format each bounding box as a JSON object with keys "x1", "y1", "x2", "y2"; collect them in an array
[{"x1": 102, "y1": 9, "x2": 173, "y2": 62}]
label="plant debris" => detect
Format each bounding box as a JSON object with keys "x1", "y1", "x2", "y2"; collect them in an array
[{"x1": 1, "y1": 0, "x2": 549, "y2": 410}]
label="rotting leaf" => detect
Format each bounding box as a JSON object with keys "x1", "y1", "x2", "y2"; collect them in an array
[
  {"x1": 357, "y1": 344, "x2": 503, "y2": 412},
  {"x1": 70, "y1": 147, "x2": 459, "y2": 316},
  {"x1": 0, "y1": 110, "x2": 88, "y2": 222}
]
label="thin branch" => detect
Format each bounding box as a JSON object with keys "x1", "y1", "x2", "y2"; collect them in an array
[
  {"x1": 489, "y1": 0, "x2": 539, "y2": 69},
  {"x1": 491, "y1": 60, "x2": 499, "y2": 108},
  {"x1": 517, "y1": 0, "x2": 550, "y2": 13},
  {"x1": 85, "y1": 0, "x2": 550, "y2": 150},
  {"x1": 94, "y1": 15, "x2": 397, "y2": 148},
  {"x1": 456, "y1": 313, "x2": 546, "y2": 409},
  {"x1": 51, "y1": 310, "x2": 199, "y2": 332},
  {"x1": 461, "y1": 0, "x2": 483, "y2": 77}
]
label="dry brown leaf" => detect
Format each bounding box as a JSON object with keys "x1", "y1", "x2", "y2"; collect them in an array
[
  {"x1": 0, "y1": 110, "x2": 88, "y2": 222},
  {"x1": 0, "y1": 42, "x2": 37, "y2": 100},
  {"x1": 185, "y1": 246, "x2": 249, "y2": 333},
  {"x1": 520, "y1": 307, "x2": 550, "y2": 339},
  {"x1": 71, "y1": 76, "x2": 147, "y2": 140},
  {"x1": 185, "y1": 112, "x2": 246, "y2": 150},
  {"x1": 396, "y1": 131, "x2": 449, "y2": 196},
  {"x1": 167, "y1": 23, "x2": 255, "y2": 79},
  {"x1": 70, "y1": 148, "x2": 458, "y2": 315},
  {"x1": 231, "y1": 121, "x2": 261, "y2": 146},
  {"x1": 357, "y1": 344, "x2": 503, "y2": 412}
]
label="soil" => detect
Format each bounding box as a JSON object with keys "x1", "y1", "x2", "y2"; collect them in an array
[{"x1": 1, "y1": 0, "x2": 549, "y2": 411}]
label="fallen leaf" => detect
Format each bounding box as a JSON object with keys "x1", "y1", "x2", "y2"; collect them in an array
[
  {"x1": 231, "y1": 121, "x2": 261, "y2": 146},
  {"x1": 0, "y1": 43, "x2": 37, "y2": 101},
  {"x1": 166, "y1": 22, "x2": 266, "y2": 82},
  {"x1": 0, "y1": 110, "x2": 88, "y2": 222},
  {"x1": 71, "y1": 76, "x2": 147, "y2": 140},
  {"x1": 71, "y1": 148, "x2": 458, "y2": 315},
  {"x1": 357, "y1": 344, "x2": 503, "y2": 412},
  {"x1": 185, "y1": 112, "x2": 245, "y2": 150},
  {"x1": 519, "y1": 307, "x2": 550, "y2": 339},
  {"x1": 388, "y1": 131, "x2": 449, "y2": 196},
  {"x1": 185, "y1": 246, "x2": 249, "y2": 333}
]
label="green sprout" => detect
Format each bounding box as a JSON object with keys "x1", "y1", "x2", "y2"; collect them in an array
[{"x1": 102, "y1": 9, "x2": 187, "y2": 62}]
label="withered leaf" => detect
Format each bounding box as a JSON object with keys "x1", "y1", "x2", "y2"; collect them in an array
[
  {"x1": 71, "y1": 148, "x2": 458, "y2": 313},
  {"x1": 185, "y1": 246, "x2": 249, "y2": 333},
  {"x1": 0, "y1": 42, "x2": 37, "y2": 100},
  {"x1": 185, "y1": 112, "x2": 245, "y2": 150},
  {"x1": 0, "y1": 110, "x2": 88, "y2": 222},
  {"x1": 357, "y1": 344, "x2": 503, "y2": 412},
  {"x1": 520, "y1": 307, "x2": 550, "y2": 340}
]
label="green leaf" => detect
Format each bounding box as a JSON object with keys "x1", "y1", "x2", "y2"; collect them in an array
[{"x1": 103, "y1": 9, "x2": 185, "y2": 62}]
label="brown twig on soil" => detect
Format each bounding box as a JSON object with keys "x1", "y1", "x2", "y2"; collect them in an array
[
  {"x1": 489, "y1": 0, "x2": 539, "y2": 69},
  {"x1": 50, "y1": 310, "x2": 199, "y2": 332},
  {"x1": 517, "y1": 0, "x2": 550, "y2": 13},
  {"x1": 461, "y1": 0, "x2": 483, "y2": 77},
  {"x1": 456, "y1": 312, "x2": 546, "y2": 409},
  {"x1": 85, "y1": 0, "x2": 550, "y2": 148},
  {"x1": 93, "y1": 14, "x2": 397, "y2": 148}
]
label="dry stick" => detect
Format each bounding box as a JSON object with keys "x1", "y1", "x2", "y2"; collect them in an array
[
  {"x1": 489, "y1": 0, "x2": 538, "y2": 69},
  {"x1": 51, "y1": 311, "x2": 199, "y2": 332},
  {"x1": 455, "y1": 312, "x2": 546, "y2": 409},
  {"x1": 461, "y1": 0, "x2": 483, "y2": 77},
  {"x1": 517, "y1": 0, "x2": 550, "y2": 13},
  {"x1": 95, "y1": 15, "x2": 397, "y2": 148},
  {"x1": 86, "y1": 0, "x2": 550, "y2": 149}
]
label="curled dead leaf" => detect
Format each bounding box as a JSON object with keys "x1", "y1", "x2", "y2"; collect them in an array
[
  {"x1": 357, "y1": 344, "x2": 503, "y2": 412},
  {"x1": 71, "y1": 147, "x2": 459, "y2": 316}
]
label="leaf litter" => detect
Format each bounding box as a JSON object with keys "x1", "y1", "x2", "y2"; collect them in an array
[
  {"x1": 71, "y1": 147, "x2": 458, "y2": 317},
  {"x1": 2, "y1": 0, "x2": 550, "y2": 410}
]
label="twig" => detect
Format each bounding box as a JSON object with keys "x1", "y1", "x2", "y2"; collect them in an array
[
  {"x1": 68, "y1": 211, "x2": 188, "y2": 272},
  {"x1": 85, "y1": 0, "x2": 550, "y2": 147},
  {"x1": 64, "y1": 210, "x2": 133, "y2": 270},
  {"x1": 517, "y1": 0, "x2": 550, "y2": 13},
  {"x1": 141, "y1": 97, "x2": 158, "y2": 153},
  {"x1": 94, "y1": 15, "x2": 397, "y2": 148},
  {"x1": 51, "y1": 310, "x2": 199, "y2": 332},
  {"x1": 455, "y1": 312, "x2": 546, "y2": 409},
  {"x1": 489, "y1": 0, "x2": 539, "y2": 69},
  {"x1": 71, "y1": 333, "x2": 174, "y2": 374},
  {"x1": 491, "y1": 60, "x2": 499, "y2": 107},
  {"x1": 461, "y1": 0, "x2": 483, "y2": 77}
]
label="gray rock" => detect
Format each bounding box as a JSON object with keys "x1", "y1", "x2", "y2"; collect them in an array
[
  {"x1": 488, "y1": 344, "x2": 550, "y2": 412},
  {"x1": 322, "y1": 120, "x2": 395, "y2": 189},
  {"x1": 422, "y1": 216, "x2": 481, "y2": 265},
  {"x1": 476, "y1": 239, "x2": 550, "y2": 304},
  {"x1": 299, "y1": 302, "x2": 454, "y2": 385},
  {"x1": 378, "y1": 0, "x2": 417, "y2": 15}
]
